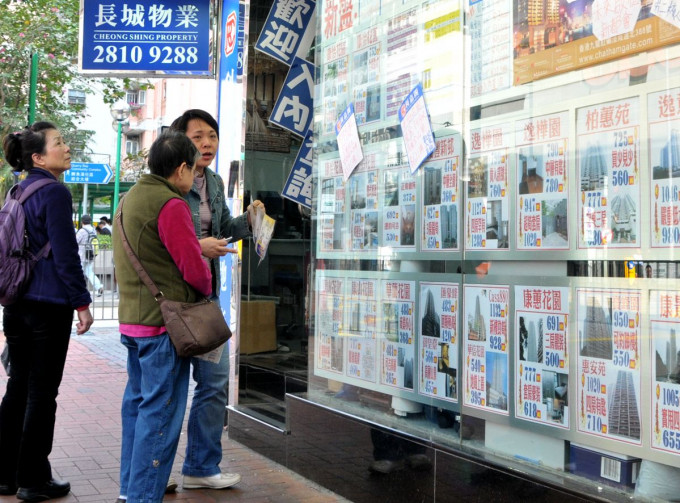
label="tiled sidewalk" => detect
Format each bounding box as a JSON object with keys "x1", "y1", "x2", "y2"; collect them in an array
[{"x1": 0, "y1": 324, "x2": 347, "y2": 503}]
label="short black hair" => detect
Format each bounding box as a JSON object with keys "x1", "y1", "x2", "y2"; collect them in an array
[
  {"x1": 170, "y1": 109, "x2": 219, "y2": 138},
  {"x1": 147, "y1": 130, "x2": 200, "y2": 178}
]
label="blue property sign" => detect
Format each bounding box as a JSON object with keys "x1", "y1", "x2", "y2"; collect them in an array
[
  {"x1": 79, "y1": 0, "x2": 212, "y2": 76},
  {"x1": 255, "y1": 0, "x2": 316, "y2": 66},
  {"x1": 270, "y1": 56, "x2": 315, "y2": 137},
  {"x1": 282, "y1": 129, "x2": 312, "y2": 208},
  {"x1": 63, "y1": 162, "x2": 113, "y2": 184}
]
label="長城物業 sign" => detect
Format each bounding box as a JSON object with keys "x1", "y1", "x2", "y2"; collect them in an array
[{"x1": 79, "y1": 0, "x2": 213, "y2": 76}]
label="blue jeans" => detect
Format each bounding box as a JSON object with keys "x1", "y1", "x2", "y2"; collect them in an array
[
  {"x1": 119, "y1": 334, "x2": 189, "y2": 502},
  {"x1": 82, "y1": 260, "x2": 102, "y2": 290},
  {"x1": 182, "y1": 339, "x2": 230, "y2": 477}
]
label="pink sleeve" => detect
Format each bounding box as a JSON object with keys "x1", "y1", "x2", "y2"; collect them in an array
[{"x1": 158, "y1": 198, "x2": 212, "y2": 296}]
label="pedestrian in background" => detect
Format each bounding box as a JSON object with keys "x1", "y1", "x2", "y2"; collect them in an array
[
  {"x1": 75, "y1": 214, "x2": 103, "y2": 296},
  {"x1": 0, "y1": 122, "x2": 93, "y2": 501},
  {"x1": 113, "y1": 130, "x2": 211, "y2": 503},
  {"x1": 98, "y1": 216, "x2": 112, "y2": 236},
  {"x1": 168, "y1": 109, "x2": 264, "y2": 490}
]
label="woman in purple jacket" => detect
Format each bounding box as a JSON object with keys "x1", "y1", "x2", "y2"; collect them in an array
[{"x1": 0, "y1": 122, "x2": 93, "y2": 501}]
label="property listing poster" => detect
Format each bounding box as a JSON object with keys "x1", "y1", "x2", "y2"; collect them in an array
[
  {"x1": 315, "y1": 274, "x2": 346, "y2": 375},
  {"x1": 346, "y1": 278, "x2": 379, "y2": 383},
  {"x1": 385, "y1": 7, "x2": 420, "y2": 119},
  {"x1": 399, "y1": 84, "x2": 436, "y2": 173},
  {"x1": 576, "y1": 289, "x2": 642, "y2": 444},
  {"x1": 321, "y1": 39, "x2": 351, "y2": 137},
  {"x1": 349, "y1": 153, "x2": 380, "y2": 251},
  {"x1": 421, "y1": 0, "x2": 463, "y2": 125},
  {"x1": 352, "y1": 26, "x2": 382, "y2": 126},
  {"x1": 513, "y1": 0, "x2": 680, "y2": 86},
  {"x1": 466, "y1": 123, "x2": 511, "y2": 250},
  {"x1": 422, "y1": 133, "x2": 462, "y2": 252},
  {"x1": 380, "y1": 279, "x2": 416, "y2": 390},
  {"x1": 515, "y1": 112, "x2": 569, "y2": 251},
  {"x1": 464, "y1": 284, "x2": 509, "y2": 414},
  {"x1": 649, "y1": 87, "x2": 680, "y2": 248},
  {"x1": 515, "y1": 286, "x2": 570, "y2": 429},
  {"x1": 468, "y1": 0, "x2": 512, "y2": 98},
  {"x1": 577, "y1": 97, "x2": 641, "y2": 249},
  {"x1": 419, "y1": 282, "x2": 459, "y2": 402},
  {"x1": 649, "y1": 289, "x2": 680, "y2": 455},
  {"x1": 319, "y1": 157, "x2": 347, "y2": 252},
  {"x1": 383, "y1": 165, "x2": 417, "y2": 249}
]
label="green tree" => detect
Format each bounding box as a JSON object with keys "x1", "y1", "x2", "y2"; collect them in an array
[{"x1": 0, "y1": 0, "x2": 146, "y2": 203}]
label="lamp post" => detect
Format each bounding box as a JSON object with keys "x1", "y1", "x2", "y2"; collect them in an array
[{"x1": 110, "y1": 100, "x2": 131, "y2": 215}]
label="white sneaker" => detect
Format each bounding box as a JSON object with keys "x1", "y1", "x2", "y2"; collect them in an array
[{"x1": 182, "y1": 473, "x2": 241, "y2": 489}]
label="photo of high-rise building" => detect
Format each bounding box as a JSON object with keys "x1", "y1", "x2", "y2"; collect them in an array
[
  {"x1": 486, "y1": 352, "x2": 508, "y2": 411},
  {"x1": 468, "y1": 294, "x2": 487, "y2": 341},
  {"x1": 421, "y1": 289, "x2": 441, "y2": 338},
  {"x1": 607, "y1": 370, "x2": 641, "y2": 440},
  {"x1": 580, "y1": 294, "x2": 613, "y2": 360}
]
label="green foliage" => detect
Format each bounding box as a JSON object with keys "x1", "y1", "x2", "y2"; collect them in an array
[{"x1": 0, "y1": 0, "x2": 83, "y2": 139}]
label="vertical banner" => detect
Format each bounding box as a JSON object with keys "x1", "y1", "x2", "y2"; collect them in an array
[
  {"x1": 463, "y1": 284, "x2": 509, "y2": 414},
  {"x1": 419, "y1": 282, "x2": 459, "y2": 402},
  {"x1": 349, "y1": 154, "x2": 379, "y2": 251},
  {"x1": 466, "y1": 123, "x2": 511, "y2": 250},
  {"x1": 346, "y1": 278, "x2": 379, "y2": 383},
  {"x1": 315, "y1": 274, "x2": 346, "y2": 374},
  {"x1": 515, "y1": 112, "x2": 570, "y2": 250},
  {"x1": 282, "y1": 130, "x2": 313, "y2": 209},
  {"x1": 515, "y1": 286, "x2": 570, "y2": 428},
  {"x1": 577, "y1": 97, "x2": 641, "y2": 249},
  {"x1": 650, "y1": 290, "x2": 680, "y2": 455},
  {"x1": 380, "y1": 279, "x2": 416, "y2": 390},
  {"x1": 254, "y1": 0, "x2": 316, "y2": 65},
  {"x1": 576, "y1": 289, "x2": 642, "y2": 444},
  {"x1": 319, "y1": 158, "x2": 346, "y2": 252},
  {"x1": 270, "y1": 56, "x2": 315, "y2": 137},
  {"x1": 422, "y1": 133, "x2": 461, "y2": 252},
  {"x1": 382, "y1": 165, "x2": 417, "y2": 249},
  {"x1": 649, "y1": 88, "x2": 680, "y2": 248}
]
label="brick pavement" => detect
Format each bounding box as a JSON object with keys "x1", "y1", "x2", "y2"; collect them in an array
[{"x1": 0, "y1": 320, "x2": 348, "y2": 503}]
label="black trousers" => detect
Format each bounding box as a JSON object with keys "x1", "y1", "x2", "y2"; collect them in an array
[{"x1": 0, "y1": 300, "x2": 73, "y2": 487}]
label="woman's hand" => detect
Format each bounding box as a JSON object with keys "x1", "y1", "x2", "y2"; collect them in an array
[
  {"x1": 76, "y1": 308, "x2": 94, "y2": 335},
  {"x1": 200, "y1": 237, "x2": 237, "y2": 258},
  {"x1": 247, "y1": 199, "x2": 265, "y2": 228}
]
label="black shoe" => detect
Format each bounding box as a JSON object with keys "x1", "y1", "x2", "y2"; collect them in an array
[
  {"x1": 17, "y1": 479, "x2": 70, "y2": 502},
  {"x1": 0, "y1": 483, "x2": 17, "y2": 495}
]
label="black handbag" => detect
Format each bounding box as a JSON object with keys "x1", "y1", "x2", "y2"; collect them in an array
[{"x1": 115, "y1": 209, "x2": 231, "y2": 357}]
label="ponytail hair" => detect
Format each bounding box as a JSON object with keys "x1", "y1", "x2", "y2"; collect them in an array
[{"x1": 2, "y1": 121, "x2": 57, "y2": 172}]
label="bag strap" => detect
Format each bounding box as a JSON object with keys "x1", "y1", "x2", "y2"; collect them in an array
[
  {"x1": 12, "y1": 178, "x2": 57, "y2": 260},
  {"x1": 14, "y1": 178, "x2": 58, "y2": 204},
  {"x1": 114, "y1": 202, "x2": 164, "y2": 301}
]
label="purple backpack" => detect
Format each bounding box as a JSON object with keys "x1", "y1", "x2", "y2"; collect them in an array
[{"x1": 0, "y1": 178, "x2": 57, "y2": 305}]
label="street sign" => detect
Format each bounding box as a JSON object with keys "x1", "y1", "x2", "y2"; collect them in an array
[{"x1": 64, "y1": 162, "x2": 113, "y2": 184}]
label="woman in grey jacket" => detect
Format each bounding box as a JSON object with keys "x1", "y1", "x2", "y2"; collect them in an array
[{"x1": 169, "y1": 109, "x2": 264, "y2": 490}]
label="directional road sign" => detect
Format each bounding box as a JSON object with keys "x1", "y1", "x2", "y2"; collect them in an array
[{"x1": 64, "y1": 162, "x2": 113, "y2": 184}]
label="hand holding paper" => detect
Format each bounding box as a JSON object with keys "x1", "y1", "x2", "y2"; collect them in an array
[{"x1": 250, "y1": 203, "x2": 276, "y2": 264}]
